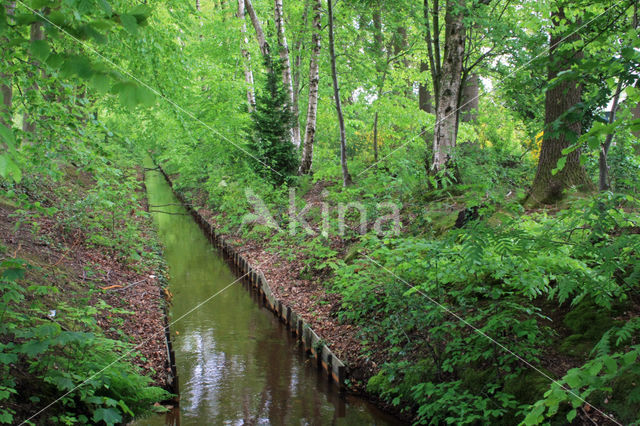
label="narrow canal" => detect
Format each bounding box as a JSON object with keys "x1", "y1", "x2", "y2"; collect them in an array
[{"x1": 139, "y1": 165, "x2": 399, "y2": 425}]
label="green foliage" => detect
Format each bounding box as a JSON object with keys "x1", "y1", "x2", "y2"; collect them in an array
[
  {"x1": 249, "y1": 55, "x2": 298, "y2": 185},
  {"x1": 330, "y1": 193, "x2": 640, "y2": 423},
  {"x1": 0, "y1": 259, "x2": 170, "y2": 424}
]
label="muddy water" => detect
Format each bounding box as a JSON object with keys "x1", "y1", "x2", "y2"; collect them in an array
[{"x1": 138, "y1": 166, "x2": 400, "y2": 425}]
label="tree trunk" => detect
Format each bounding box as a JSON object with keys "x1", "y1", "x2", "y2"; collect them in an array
[
  {"x1": 23, "y1": 20, "x2": 45, "y2": 135},
  {"x1": 327, "y1": 0, "x2": 352, "y2": 186},
  {"x1": 599, "y1": 78, "x2": 623, "y2": 191},
  {"x1": 528, "y1": 8, "x2": 593, "y2": 204},
  {"x1": 372, "y1": 6, "x2": 383, "y2": 73},
  {"x1": 244, "y1": 0, "x2": 270, "y2": 57},
  {"x1": 292, "y1": 0, "x2": 309, "y2": 150},
  {"x1": 460, "y1": 73, "x2": 479, "y2": 122},
  {"x1": 419, "y1": 61, "x2": 432, "y2": 114},
  {"x1": 373, "y1": 111, "x2": 379, "y2": 163},
  {"x1": 237, "y1": 0, "x2": 255, "y2": 110},
  {"x1": 298, "y1": 0, "x2": 321, "y2": 175},
  {"x1": 430, "y1": 0, "x2": 465, "y2": 175},
  {"x1": 0, "y1": 1, "x2": 16, "y2": 127},
  {"x1": 394, "y1": 26, "x2": 411, "y2": 95},
  {"x1": 631, "y1": 101, "x2": 640, "y2": 139},
  {"x1": 274, "y1": 0, "x2": 301, "y2": 147}
]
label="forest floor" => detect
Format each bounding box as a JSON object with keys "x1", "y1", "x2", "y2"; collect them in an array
[{"x1": 0, "y1": 168, "x2": 170, "y2": 394}]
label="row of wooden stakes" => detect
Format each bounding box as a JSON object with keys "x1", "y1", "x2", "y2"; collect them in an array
[{"x1": 157, "y1": 166, "x2": 346, "y2": 388}]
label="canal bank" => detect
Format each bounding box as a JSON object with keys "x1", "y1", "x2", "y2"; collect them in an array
[{"x1": 139, "y1": 163, "x2": 401, "y2": 424}]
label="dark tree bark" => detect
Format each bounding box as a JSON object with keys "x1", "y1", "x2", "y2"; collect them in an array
[
  {"x1": 327, "y1": 0, "x2": 352, "y2": 186},
  {"x1": 632, "y1": 101, "x2": 640, "y2": 139},
  {"x1": 419, "y1": 61, "x2": 433, "y2": 114},
  {"x1": 460, "y1": 73, "x2": 479, "y2": 122},
  {"x1": 0, "y1": 1, "x2": 16, "y2": 127},
  {"x1": 528, "y1": 7, "x2": 593, "y2": 204},
  {"x1": 298, "y1": 0, "x2": 321, "y2": 175},
  {"x1": 23, "y1": 20, "x2": 45, "y2": 135},
  {"x1": 599, "y1": 78, "x2": 623, "y2": 191}
]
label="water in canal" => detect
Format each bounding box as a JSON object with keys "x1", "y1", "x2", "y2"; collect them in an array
[{"x1": 138, "y1": 165, "x2": 400, "y2": 425}]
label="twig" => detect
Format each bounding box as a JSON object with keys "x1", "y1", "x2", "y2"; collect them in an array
[{"x1": 113, "y1": 278, "x2": 147, "y2": 292}]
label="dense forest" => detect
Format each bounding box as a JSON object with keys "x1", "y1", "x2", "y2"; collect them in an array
[{"x1": 1, "y1": 0, "x2": 640, "y2": 424}]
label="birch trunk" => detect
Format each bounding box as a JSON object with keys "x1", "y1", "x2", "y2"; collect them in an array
[
  {"x1": 298, "y1": 0, "x2": 321, "y2": 175},
  {"x1": 327, "y1": 0, "x2": 352, "y2": 186},
  {"x1": 292, "y1": 0, "x2": 309, "y2": 151},
  {"x1": 244, "y1": 0, "x2": 270, "y2": 57},
  {"x1": 237, "y1": 0, "x2": 255, "y2": 110},
  {"x1": 274, "y1": 0, "x2": 300, "y2": 147},
  {"x1": 430, "y1": 0, "x2": 465, "y2": 175}
]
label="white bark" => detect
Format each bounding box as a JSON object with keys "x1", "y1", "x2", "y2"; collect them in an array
[
  {"x1": 274, "y1": 0, "x2": 301, "y2": 147},
  {"x1": 237, "y1": 0, "x2": 255, "y2": 110},
  {"x1": 298, "y1": 0, "x2": 321, "y2": 175},
  {"x1": 244, "y1": 0, "x2": 270, "y2": 57}
]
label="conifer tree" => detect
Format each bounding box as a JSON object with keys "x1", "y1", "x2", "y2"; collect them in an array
[{"x1": 250, "y1": 55, "x2": 298, "y2": 185}]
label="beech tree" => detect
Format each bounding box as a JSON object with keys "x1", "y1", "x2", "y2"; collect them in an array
[{"x1": 528, "y1": 6, "x2": 592, "y2": 204}]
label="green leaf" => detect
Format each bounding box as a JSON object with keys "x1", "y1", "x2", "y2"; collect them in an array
[
  {"x1": 551, "y1": 156, "x2": 566, "y2": 175},
  {"x1": 587, "y1": 135, "x2": 600, "y2": 150},
  {"x1": 136, "y1": 85, "x2": 156, "y2": 107},
  {"x1": 16, "y1": 340, "x2": 50, "y2": 357},
  {"x1": 113, "y1": 82, "x2": 155, "y2": 108},
  {"x1": 621, "y1": 47, "x2": 637, "y2": 60},
  {"x1": 129, "y1": 4, "x2": 152, "y2": 20},
  {"x1": 92, "y1": 408, "x2": 122, "y2": 426},
  {"x1": 90, "y1": 73, "x2": 111, "y2": 93},
  {"x1": 603, "y1": 356, "x2": 617, "y2": 374},
  {"x1": 30, "y1": 39, "x2": 50, "y2": 61},
  {"x1": 622, "y1": 350, "x2": 638, "y2": 366},
  {"x1": 61, "y1": 55, "x2": 93, "y2": 79},
  {"x1": 0, "y1": 156, "x2": 21, "y2": 183},
  {"x1": 98, "y1": 0, "x2": 113, "y2": 16},
  {"x1": 566, "y1": 409, "x2": 577, "y2": 422},
  {"x1": 0, "y1": 124, "x2": 16, "y2": 149},
  {"x1": 0, "y1": 353, "x2": 17, "y2": 365},
  {"x1": 120, "y1": 14, "x2": 138, "y2": 35}
]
